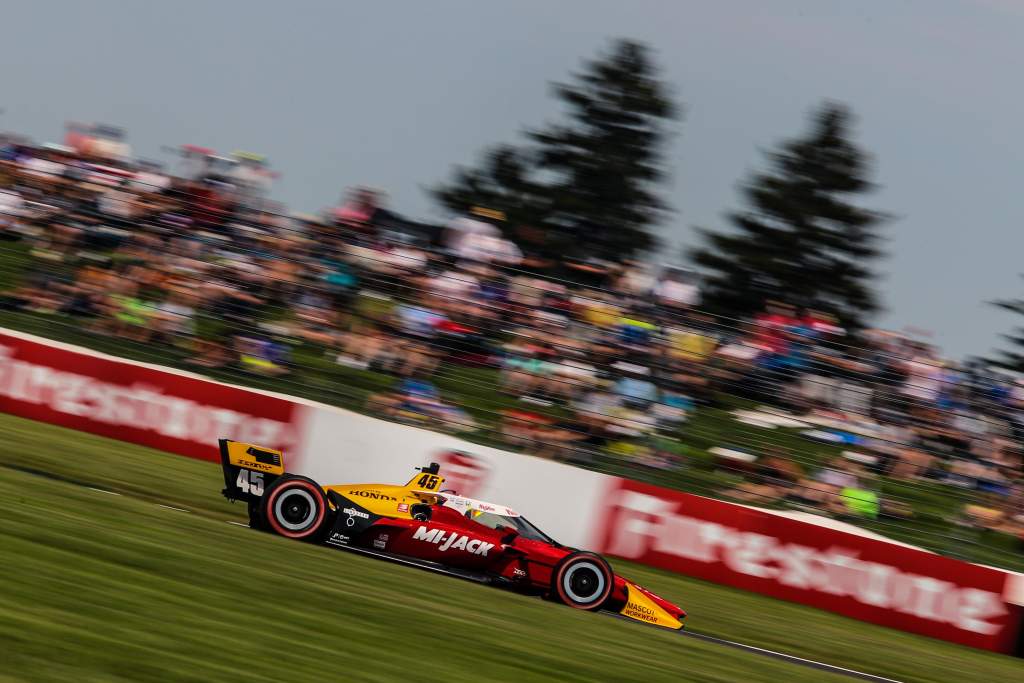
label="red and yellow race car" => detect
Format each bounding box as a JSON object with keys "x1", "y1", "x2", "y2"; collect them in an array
[{"x1": 219, "y1": 439, "x2": 686, "y2": 630}]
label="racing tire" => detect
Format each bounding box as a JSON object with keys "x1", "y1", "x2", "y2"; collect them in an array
[
  {"x1": 551, "y1": 551, "x2": 614, "y2": 610},
  {"x1": 261, "y1": 475, "x2": 330, "y2": 541}
]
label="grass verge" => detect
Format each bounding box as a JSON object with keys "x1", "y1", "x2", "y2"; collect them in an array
[{"x1": 1, "y1": 414, "x2": 1021, "y2": 682}]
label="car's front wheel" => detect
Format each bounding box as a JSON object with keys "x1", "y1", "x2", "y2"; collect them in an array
[
  {"x1": 551, "y1": 552, "x2": 613, "y2": 610},
  {"x1": 261, "y1": 475, "x2": 330, "y2": 541}
]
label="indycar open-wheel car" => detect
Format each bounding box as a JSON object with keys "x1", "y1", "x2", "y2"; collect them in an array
[{"x1": 219, "y1": 439, "x2": 686, "y2": 628}]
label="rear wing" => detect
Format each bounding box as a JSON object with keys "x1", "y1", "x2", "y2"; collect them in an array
[{"x1": 220, "y1": 439, "x2": 286, "y2": 503}]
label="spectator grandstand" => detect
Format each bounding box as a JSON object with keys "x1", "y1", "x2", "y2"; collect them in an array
[{"x1": 1, "y1": 126, "x2": 1022, "y2": 570}]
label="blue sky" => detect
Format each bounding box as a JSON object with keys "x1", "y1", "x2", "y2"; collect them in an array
[{"x1": 2, "y1": 0, "x2": 1021, "y2": 358}]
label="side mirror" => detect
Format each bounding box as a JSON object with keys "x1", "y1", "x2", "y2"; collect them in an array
[{"x1": 500, "y1": 527, "x2": 519, "y2": 545}]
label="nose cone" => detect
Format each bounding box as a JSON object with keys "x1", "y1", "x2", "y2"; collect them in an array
[{"x1": 620, "y1": 580, "x2": 686, "y2": 630}]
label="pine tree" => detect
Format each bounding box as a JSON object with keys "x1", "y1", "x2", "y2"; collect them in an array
[
  {"x1": 430, "y1": 144, "x2": 547, "y2": 239},
  {"x1": 990, "y1": 285, "x2": 1024, "y2": 371},
  {"x1": 529, "y1": 39, "x2": 676, "y2": 260},
  {"x1": 430, "y1": 39, "x2": 677, "y2": 262},
  {"x1": 689, "y1": 103, "x2": 887, "y2": 330}
]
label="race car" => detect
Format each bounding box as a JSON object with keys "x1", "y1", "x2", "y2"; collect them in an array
[{"x1": 219, "y1": 439, "x2": 686, "y2": 630}]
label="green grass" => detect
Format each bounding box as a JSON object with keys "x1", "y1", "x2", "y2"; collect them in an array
[
  {"x1": 0, "y1": 239, "x2": 32, "y2": 291},
  {"x1": 1, "y1": 414, "x2": 1022, "y2": 682}
]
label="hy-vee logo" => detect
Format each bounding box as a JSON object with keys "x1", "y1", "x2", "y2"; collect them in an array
[{"x1": 413, "y1": 526, "x2": 494, "y2": 556}]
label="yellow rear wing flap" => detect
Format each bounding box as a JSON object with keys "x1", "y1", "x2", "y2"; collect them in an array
[{"x1": 219, "y1": 439, "x2": 286, "y2": 503}]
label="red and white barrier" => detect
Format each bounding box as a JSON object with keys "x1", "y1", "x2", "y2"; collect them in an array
[
  {"x1": 0, "y1": 328, "x2": 1020, "y2": 654},
  {"x1": 0, "y1": 330, "x2": 302, "y2": 460},
  {"x1": 589, "y1": 477, "x2": 1022, "y2": 653}
]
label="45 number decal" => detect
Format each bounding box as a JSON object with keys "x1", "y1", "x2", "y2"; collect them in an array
[
  {"x1": 417, "y1": 474, "x2": 440, "y2": 491},
  {"x1": 236, "y1": 469, "x2": 265, "y2": 496}
]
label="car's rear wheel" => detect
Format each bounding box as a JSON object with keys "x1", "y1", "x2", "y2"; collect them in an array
[
  {"x1": 551, "y1": 552, "x2": 613, "y2": 610},
  {"x1": 261, "y1": 475, "x2": 329, "y2": 541}
]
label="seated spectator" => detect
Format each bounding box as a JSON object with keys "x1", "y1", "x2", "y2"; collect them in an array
[
  {"x1": 573, "y1": 387, "x2": 619, "y2": 430},
  {"x1": 443, "y1": 207, "x2": 503, "y2": 257},
  {"x1": 791, "y1": 459, "x2": 870, "y2": 515},
  {"x1": 368, "y1": 376, "x2": 477, "y2": 434},
  {"x1": 336, "y1": 321, "x2": 391, "y2": 371},
  {"x1": 664, "y1": 321, "x2": 717, "y2": 363},
  {"x1": 615, "y1": 314, "x2": 657, "y2": 354},
  {"x1": 651, "y1": 386, "x2": 693, "y2": 432},
  {"x1": 383, "y1": 300, "x2": 445, "y2": 377},
  {"x1": 0, "y1": 187, "x2": 26, "y2": 238},
  {"x1": 499, "y1": 409, "x2": 588, "y2": 461},
  {"x1": 615, "y1": 259, "x2": 655, "y2": 299},
  {"x1": 722, "y1": 452, "x2": 805, "y2": 505},
  {"x1": 151, "y1": 287, "x2": 197, "y2": 344},
  {"x1": 654, "y1": 265, "x2": 699, "y2": 315},
  {"x1": 235, "y1": 335, "x2": 289, "y2": 375},
  {"x1": 456, "y1": 227, "x2": 522, "y2": 267},
  {"x1": 612, "y1": 361, "x2": 658, "y2": 410},
  {"x1": 289, "y1": 289, "x2": 339, "y2": 347},
  {"x1": 102, "y1": 279, "x2": 156, "y2": 342},
  {"x1": 332, "y1": 186, "x2": 382, "y2": 235},
  {"x1": 606, "y1": 439, "x2": 680, "y2": 470}
]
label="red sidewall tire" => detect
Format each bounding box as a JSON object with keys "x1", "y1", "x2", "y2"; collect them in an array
[
  {"x1": 262, "y1": 476, "x2": 328, "y2": 541},
  {"x1": 553, "y1": 552, "x2": 613, "y2": 610}
]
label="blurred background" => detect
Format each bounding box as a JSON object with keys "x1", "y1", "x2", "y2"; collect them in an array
[
  {"x1": 2, "y1": 1, "x2": 1024, "y2": 573},
  {"x1": 6, "y1": 3, "x2": 1024, "y2": 681}
]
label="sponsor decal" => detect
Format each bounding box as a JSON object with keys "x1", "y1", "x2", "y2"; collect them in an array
[
  {"x1": 347, "y1": 489, "x2": 397, "y2": 502},
  {"x1": 438, "y1": 450, "x2": 489, "y2": 498},
  {"x1": 620, "y1": 584, "x2": 682, "y2": 629},
  {"x1": 373, "y1": 533, "x2": 389, "y2": 550},
  {"x1": 512, "y1": 567, "x2": 527, "y2": 578},
  {"x1": 598, "y1": 480, "x2": 1012, "y2": 645},
  {"x1": 237, "y1": 459, "x2": 275, "y2": 472},
  {"x1": 411, "y1": 525, "x2": 494, "y2": 556},
  {"x1": 397, "y1": 503, "x2": 409, "y2": 513},
  {"x1": 329, "y1": 532, "x2": 350, "y2": 544},
  {"x1": 342, "y1": 506, "x2": 370, "y2": 528},
  {"x1": 0, "y1": 340, "x2": 298, "y2": 458},
  {"x1": 624, "y1": 602, "x2": 658, "y2": 623}
]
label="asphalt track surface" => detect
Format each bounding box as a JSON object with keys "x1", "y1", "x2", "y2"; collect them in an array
[
  {"x1": 677, "y1": 630, "x2": 901, "y2": 682},
  {"x1": 16, "y1": 462, "x2": 901, "y2": 683}
]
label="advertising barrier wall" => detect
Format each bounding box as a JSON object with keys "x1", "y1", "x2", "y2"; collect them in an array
[
  {"x1": 0, "y1": 330, "x2": 302, "y2": 460},
  {"x1": 0, "y1": 328, "x2": 1020, "y2": 654},
  {"x1": 590, "y1": 477, "x2": 1021, "y2": 653}
]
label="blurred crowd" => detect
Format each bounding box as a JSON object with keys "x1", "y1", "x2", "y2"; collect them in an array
[{"x1": 1, "y1": 126, "x2": 1022, "y2": 545}]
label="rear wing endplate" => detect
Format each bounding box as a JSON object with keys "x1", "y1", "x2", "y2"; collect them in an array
[{"x1": 219, "y1": 439, "x2": 286, "y2": 503}]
